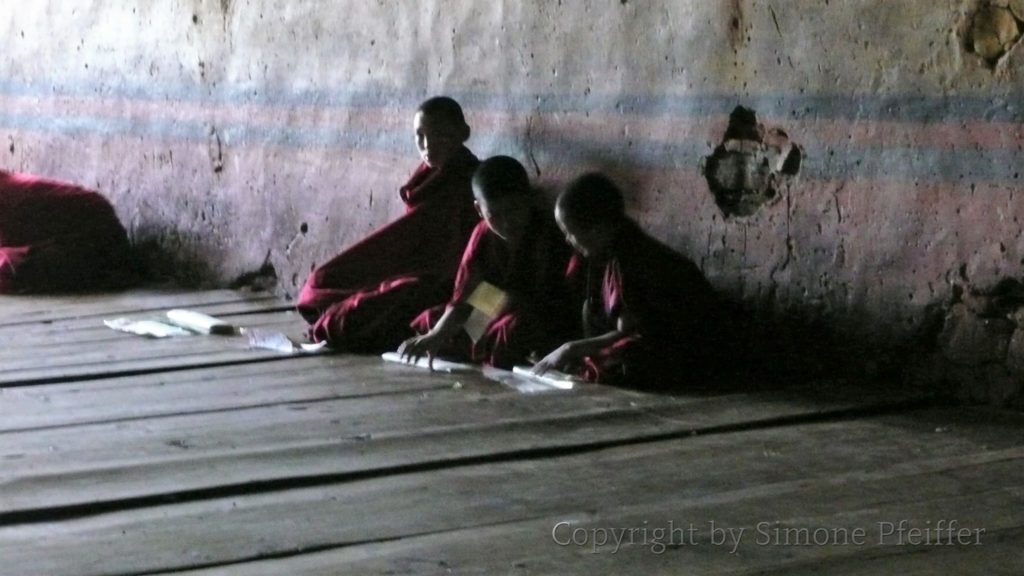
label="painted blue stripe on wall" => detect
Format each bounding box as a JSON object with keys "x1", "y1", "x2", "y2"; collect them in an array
[
  {"x1": 2, "y1": 110, "x2": 1022, "y2": 185},
  {"x1": 0, "y1": 80, "x2": 1022, "y2": 124}
]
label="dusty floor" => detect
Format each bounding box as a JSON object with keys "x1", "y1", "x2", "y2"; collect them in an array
[{"x1": 0, "y1": 290, "x2": 1021, "y2": 575}]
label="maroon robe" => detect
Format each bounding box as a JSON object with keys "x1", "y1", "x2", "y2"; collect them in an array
[
  {"x1": 570, "y1": 221, "x2": 726, "y2": 390},
  {"x1": 0, "y1": 171, "x2": 130, "y2": 294},
  {"x1": 297, "y1": 147, "x2": 480, "y2": 351},
  {"x1": 411, "y1": 207, "x2": 577, "y2": 368}
]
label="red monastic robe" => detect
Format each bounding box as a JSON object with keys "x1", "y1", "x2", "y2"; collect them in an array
[
  {"x1": 410, "y1": 207, "x2": 578, "y2": 368},
  {"x1": 571, "y1": 221, "x2": 727, "y2": 390},
  {"x1": 0, "y1": 171, "x2": 131, "y2": 294},
  {"x1": 297, "y1": 147, "x2": 480, "y2": 351}
]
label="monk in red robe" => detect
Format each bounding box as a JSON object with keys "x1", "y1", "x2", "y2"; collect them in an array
[
  {"x1": 398, "y1": 156, "x2": 576, "y2": 368},
  {"x1": 532, "y1": 173, "x2": 730, "y2": 391},
  {"x1": 296, "y1": 97, "x2": 481, "y2": 352},
  {"x1": 0, "y1": 171, "x2": 131, "y2": 294}
]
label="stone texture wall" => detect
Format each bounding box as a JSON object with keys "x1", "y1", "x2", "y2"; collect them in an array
[{"x1": 1, "y1": 1, "x2": 1022, "y2": 397}]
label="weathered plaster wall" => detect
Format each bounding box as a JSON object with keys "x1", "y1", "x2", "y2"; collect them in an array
[{"x1": 1, "y1": 1, "x2": 1022, "y2": 374}]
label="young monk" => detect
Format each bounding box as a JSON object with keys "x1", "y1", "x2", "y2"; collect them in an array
[
  {"x1": 0, "y1": 170, "x2": 131, "y2": 294},
  {"x1": 532, "y1": 172, "x2": 728, "y2": 391},
  {"x1": 296, "y1": 96, "x2": 481, "y2": 352},
  {"x1": 398, "y1": 156, "x2": 577, "y2": 368}
]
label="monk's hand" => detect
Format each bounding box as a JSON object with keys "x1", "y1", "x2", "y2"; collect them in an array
[
  {"x1": 397, "y1": 335, "x2": 427, "y2": 363},
  {"x1": 398, "y1": 332, "x2": 441, "y2": 367},
  {"x1": 532, "y1": 342, "x2": 577, "y2": 376}
]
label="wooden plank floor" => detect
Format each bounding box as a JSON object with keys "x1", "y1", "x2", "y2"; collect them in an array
[{"x1": 0, "y1": 290, "x2": 1021, "y2": 576}]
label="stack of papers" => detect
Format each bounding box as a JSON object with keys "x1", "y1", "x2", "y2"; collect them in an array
[{"x1": 166, "y1": 309, "x2": 237, "y2": 335}]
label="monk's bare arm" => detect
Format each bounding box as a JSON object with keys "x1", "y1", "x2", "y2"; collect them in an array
[
  {"x1": 532, "y1": 314, "x2": 636, "y2": 375},
  {"x1": 397, "y1": 302, "x2": 473, "y2": 362}
]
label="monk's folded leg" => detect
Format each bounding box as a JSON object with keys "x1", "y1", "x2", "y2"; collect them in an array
[
  {"x1": 0, "y1": 230, "x2": 130, "y2": 294},
  {"x1": 309, "y1": 275, "x2": 450, "y2": 353},
  {"x1": 0, "y1": 246, "x2": 30, "y2": 294}
]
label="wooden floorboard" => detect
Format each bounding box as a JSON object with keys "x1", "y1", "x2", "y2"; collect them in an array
[
  {"x1": 0, "y1": 308, "x2": 304, "y2": 355},
  {"x1": 0, "y1": 299, "x2": 292, "y2": 346},
  {"x1": 172, "y1": 483, "x2": 1022, "y2": 576},
  {"x1": 0, "y1": 289, "x2": 1019, "y2": 576},
  {"x1": 1, "y1": 381, "x2": 900, "y2": 521},
  {"x1": 1, "y1": 410, "x2": 1021, "y2": 575},
  {"x1": 0, "y1": 356, "x2": 482, "y2": 432},
  {"x1": 152, "y1": 411, "x2": 1024, "y2": 576},
  {"x1": 0, "y1": 309, "x2": 319, "y2": 387},
  {"x1": 0, "y1": 288, "x2": 281, "y2": 326}
]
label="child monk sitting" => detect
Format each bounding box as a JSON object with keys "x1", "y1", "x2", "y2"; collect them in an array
[
  {"x1": 398, "y1": 156, "x2": 577, "y2": 368},
  {"x1": 532, "y1": 173, "x2": 728, "y2": 391},
  {"x1": 0, "y1": 170, "x2": 131, "y2": 294},
  {"x1": 296, "y1": 96, "x2": 481, "y2": 352}
]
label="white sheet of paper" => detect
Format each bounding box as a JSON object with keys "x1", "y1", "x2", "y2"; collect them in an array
[
  {"x1": 479, "y1": 366, "x2": 577, "y2": 393},
  {"x1": 511, "y1": 366, "x2": 578, "y2": 390},
  {"x1": 380, "y1": 352, "x2": 476, "y2": 373},
  {"x1": 247, "y1": 330, "x2": 328, "y2": 354},
  {"x1": 104, "y1": 318, "x2": 193, "y2": 338}
]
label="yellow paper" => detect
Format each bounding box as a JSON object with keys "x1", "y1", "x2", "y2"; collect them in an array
[
  {"x1": 463, "y1": 308, "x2": 491, "y2": 343},
  {"x1": 465, "y1": 281, "x2": 509, "y2": 318}
]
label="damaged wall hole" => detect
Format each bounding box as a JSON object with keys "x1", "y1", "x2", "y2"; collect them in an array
[
  {"x1": 966, "y1": 1, "x2": 1024, "y2": 68},
  {"x1": 702, "y1": 106, "x2": 802, "y2": 218},
  {"x1": 932, "y1": 278, "x2": 1024, "y2": 406},
  {"x1": 207, "y1": 126, "x2": 224, "y2": 174}
]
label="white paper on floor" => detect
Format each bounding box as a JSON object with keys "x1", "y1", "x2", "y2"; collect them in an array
[
  {"x1": 247, "y1": 329, "x2": 328, "y2": 354},
  {"x1": 103, "y1": 318, "x2": 193, "y2": 338},
  {"x1": 105, "y1": 309, "x2": 239, "y2": 339},
  {"x1": 380, "y1": 352, "x2": 477, "y2": 373}
]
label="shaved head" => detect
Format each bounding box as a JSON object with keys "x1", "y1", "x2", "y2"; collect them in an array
[
  {"x1": 472, "y1": 156, "x2": 531, "y2": 202},
  {"x1": 417, "y1": 96, "x2": 469, "y2": 131},
  {"x1": 557, "y1": 172, "x2": 626, "y2": 230}
]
